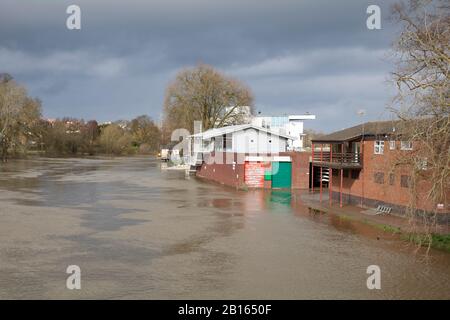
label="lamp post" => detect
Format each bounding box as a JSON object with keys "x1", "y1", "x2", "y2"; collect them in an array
[
  {"x1": 357, "y1": 109, "x2": 366, "y2": 207},
  {"x1": 357, "y1": 109, "x2": 366, "y2": 139}
]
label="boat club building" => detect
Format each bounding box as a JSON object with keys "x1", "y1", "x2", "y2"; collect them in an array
[
  {"x1": 311, "y1": 120, "x2": 449, "y2": 222},
  {"x1": 188, "y1": 124, "x2": 310, "y2": 189}
]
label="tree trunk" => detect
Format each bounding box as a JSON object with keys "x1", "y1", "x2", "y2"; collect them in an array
[{"x1": 1, "y1": 138, "x2": 9, "y2": 163}]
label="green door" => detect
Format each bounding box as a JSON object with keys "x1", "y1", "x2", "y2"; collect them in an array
[{"x1": 272, "y1": 162, "x2": 292, "y2": 189}]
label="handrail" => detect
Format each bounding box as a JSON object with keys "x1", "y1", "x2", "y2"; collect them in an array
[{"x1": 313, "y1": 152, "x2": 362, "y2": 164}]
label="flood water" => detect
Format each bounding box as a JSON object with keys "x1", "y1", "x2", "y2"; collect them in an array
[{"x1": 0, "y1": 157, "x2": 449, "y2": 299}]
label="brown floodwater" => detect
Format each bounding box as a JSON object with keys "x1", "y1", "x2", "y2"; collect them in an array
[{"x1": 0, "y1": 157, "x2": 449, "y2": 299}]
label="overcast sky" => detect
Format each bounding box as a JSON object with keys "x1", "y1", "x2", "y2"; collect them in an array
[{"x1": 0, "y1": 0, "x2": 400, "y2": 132}]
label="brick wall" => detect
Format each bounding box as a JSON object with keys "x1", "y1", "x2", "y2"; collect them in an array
[
  {"x1": 195, "y1": 152, "x2": 246, "y2": 188},
  {"x1": 281, "y1": 151, "x2": 311, "y2": 189},
  {"x1": 329, "y1": 140, "x2": 449, "y2": 214},
  {"x1": 196, "y1": 151, "x2": 312, "y2": 190}
]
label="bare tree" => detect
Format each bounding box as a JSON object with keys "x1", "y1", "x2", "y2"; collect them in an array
[
  {"x1": 129, "y1": 115, "x2": 161, "y2": 153},
  {"x1": 390, "y1": 0, "x2": 449, "y2": 249},
  {"x1": 0, "y1": 75, "x2": 43, "y2": 160},
  {"x1": 162, "y1": 64, "x2": 254, "y2": 140},
  {"x1": 303, "y1": 129, "x2": 325, "y2": 149}
]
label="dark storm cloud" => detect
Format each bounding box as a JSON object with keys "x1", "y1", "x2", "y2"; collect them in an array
[{"x1": 0, "y1": 0, "x2": 399, "y2": 131}]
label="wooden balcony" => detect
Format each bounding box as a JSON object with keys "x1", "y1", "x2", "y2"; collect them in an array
[{"x1": 312, "y1": 152, "x2": 363, "y2": 169}]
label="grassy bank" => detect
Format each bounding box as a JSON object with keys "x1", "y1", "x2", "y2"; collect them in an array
[
  {"x1": 359, "y1": 216, "x2": 450, "y2": 253},
  {"x1": 306, "y1": 202, "x2": 450, "y2": 253},
  {"x1": 365, "y1": 219, "x2": 450, "y2": 252}
]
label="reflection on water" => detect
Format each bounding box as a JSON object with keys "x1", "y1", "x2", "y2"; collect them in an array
[
  {"x1": 0, "y1": 157, "x2": 449, "y2": 299},
  {"x1": 268, "y1": 190, "x2": 292, "y2": 206}
]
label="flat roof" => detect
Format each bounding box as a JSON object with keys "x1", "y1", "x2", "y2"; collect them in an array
[{"x1": 288, "y1": 115, "x2": 316, "y2": 120}]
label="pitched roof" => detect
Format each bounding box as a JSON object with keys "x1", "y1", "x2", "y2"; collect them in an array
[
  {"x1": 188, "y1": 124, "x2": 294, "y2": 140},
  {"x1": 312, "y1": 120, "x2": 407, "y2": 143}
]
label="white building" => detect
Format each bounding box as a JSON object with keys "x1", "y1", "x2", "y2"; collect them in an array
[
  {"x1": 187, "y1": 124, "x2": 293, "y2": 164},
  {"x1": 251, "y1": 114, "x2": 316, "y2": 151}
]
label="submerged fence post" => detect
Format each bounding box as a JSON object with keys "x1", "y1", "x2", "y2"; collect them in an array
[
  {"x1": 329, "y1": 144, "x2": 333, "y2": 206},
  {"x1": 311, "y1": 143, "x2": 315, "y2": 193},
  {"x1": 320, "y1": 144, "x2": 323, "y2": 203}
]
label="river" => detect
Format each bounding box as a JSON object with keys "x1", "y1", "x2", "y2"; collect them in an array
[{"x1": 0, "y1": 157, "x2": 449, "y2": 299}]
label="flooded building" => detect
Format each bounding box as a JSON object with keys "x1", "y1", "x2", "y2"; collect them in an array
[
  {"x1": 311, "y1": 120, "x2": 450, "y2": 223},
  {"x1": 188, "y1": 124, "x2": 311, "y2": 189},
  {"x1": 251, "y1": 114, "x2": 316, "y2": 151}
]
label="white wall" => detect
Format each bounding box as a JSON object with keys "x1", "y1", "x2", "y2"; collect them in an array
[
  {"x1": 251, "y1": 115, "x2": 309, "y2": 150},
  {"x1": 232, "y1": 129, "x2": 287, "y2": 154},
  {"x1": 287, "y1": 120, "x2": 304, "y2": 149}
]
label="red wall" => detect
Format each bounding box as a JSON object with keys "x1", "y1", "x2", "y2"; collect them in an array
[
  {"x1": 329, "y1": 140, "x2": 448, "y2": 213},
  {"x1": 196, "y1": 151, "x2": 312, "y2": 190},
  {"x1": 195, "y1": 152, "x2": 246, "y2": 188},
  {"x1": 281, "y1": 151, "x2": 311, "y2": 189}
]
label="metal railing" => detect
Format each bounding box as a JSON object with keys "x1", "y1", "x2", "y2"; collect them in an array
[{"x1": 313, "y1": 152, "x2": 362, "y2": 165}]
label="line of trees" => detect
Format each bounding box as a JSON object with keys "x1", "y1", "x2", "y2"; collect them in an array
[
  {"x1": 39, "y1": 117, "x2": 161, "y2": 158},
  {"x1": 0, "y1": 74, "x2": 161, "y2": 161},
  {"x1": 2, "y1": 64, "x2": 255, "y2": 161}
]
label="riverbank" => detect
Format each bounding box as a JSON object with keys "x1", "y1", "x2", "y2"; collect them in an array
[
  {"x1": 297, "y1": 191, "x2": 450, "y2": 253},
  {"x1": 161, "y1": 163, "x2": 190, "y2": 171},
  {"x1": 0, "y1": 153, "x2": 160, "y2": 163},
  {"x1": 192, "y1": 172, "x2": 450, "y2": 253}
]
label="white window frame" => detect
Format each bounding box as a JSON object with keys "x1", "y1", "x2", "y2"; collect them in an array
[
  {"x1": 224, "y1": 134, "x2": 233, "y2": 152},
  {"x1": 374, "y1": 140, "x2": 384, "y2": 155},
  {"x1": 389, "y1": 140, "x2": 396, "y2": 150},
  {"x1": 400, "y1": 141, "x2": 413, "y2": 150},
  {"x1": 419, "y1": 158, "x2": 428, "y2": 170}
]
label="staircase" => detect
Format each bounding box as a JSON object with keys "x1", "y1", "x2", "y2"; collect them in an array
[
  {"x1": 187, "y1": 152, "x2": 204, "y2": 175},
  {"x1": 321, "y1": 167, "x2": 330, "y2": 186}
]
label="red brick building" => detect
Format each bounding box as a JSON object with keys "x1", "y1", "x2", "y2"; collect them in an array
[
  {"x1": 195, "y1": 151, "x2": 311, "y2": 190},
  {"x1": 312, "y1": 120, "x2": 449, "y2": 223}
]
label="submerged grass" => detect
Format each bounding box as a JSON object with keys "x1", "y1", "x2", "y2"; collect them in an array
[
  {"x1": 401, "y1": 233, "x2": 450, "y2": 253},
  {"x1": 333, "y1": 211, "x2": 450, "y2": 253}
]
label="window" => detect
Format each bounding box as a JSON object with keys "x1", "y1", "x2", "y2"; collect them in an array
[
  {"x1": 351, "y1": 170, "x2": 360, "y2": 180},
  {"x1": 374, "y1": 140, "x2": 384, "y2": 154},
  {"x1": 213, "y1": 137, "x2": 222, "y2": 152},
  {"x1": 389, "y1": 173, "x2": 395, "y2": 186},
  {"x1": 400, "y1": 141, "x2": 413, "y2": 150},
  {"x1": 389, "y1": 140, "x2": 396, "y2": 150},
  {"x1": 401, "y1": 175, "x2": 411, "y2": 188},
  {"x1": 419, "y1": 158, "x2": 428, "y2": 170},
  {"x1": 224, "y1": 134, "x2": 232, "y2": 151},
  {"x1": 374, "y1": 172, "x2": 384, "y2": 184}
]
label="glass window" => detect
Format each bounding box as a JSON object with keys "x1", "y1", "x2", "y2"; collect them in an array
[
  {"x1": 224, "y1": 134, "x2": 232, "y2": 151},
  {"x1": 214, "y1": 137, "x2": 223, "y2": 151},
  {"x1": 400, "y1": 141, "x2": 413, "y2": 150},
  {"x1": 374, "y1": 172, "x2": 384, "y2": 184},
  {"x1": 401, "y1": 175, "x2": 411, "y2": 188},
  {"x1": 389, "y1": 140, "x2": 396, "y2": 150},
  {"x1": 374, "y1": 140, "x2": 384, "y2": 154},
  {"x1": 419, "y1": 158, "x2": 428, "y2": 170}
]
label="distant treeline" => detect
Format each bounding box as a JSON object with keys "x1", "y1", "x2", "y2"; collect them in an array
[
  {"x1": 41, "y1": 116, "x2": 161, "y2": 157},
  {"x1": 0, "y1": 74, "x2": 161, "y2": 162}
]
